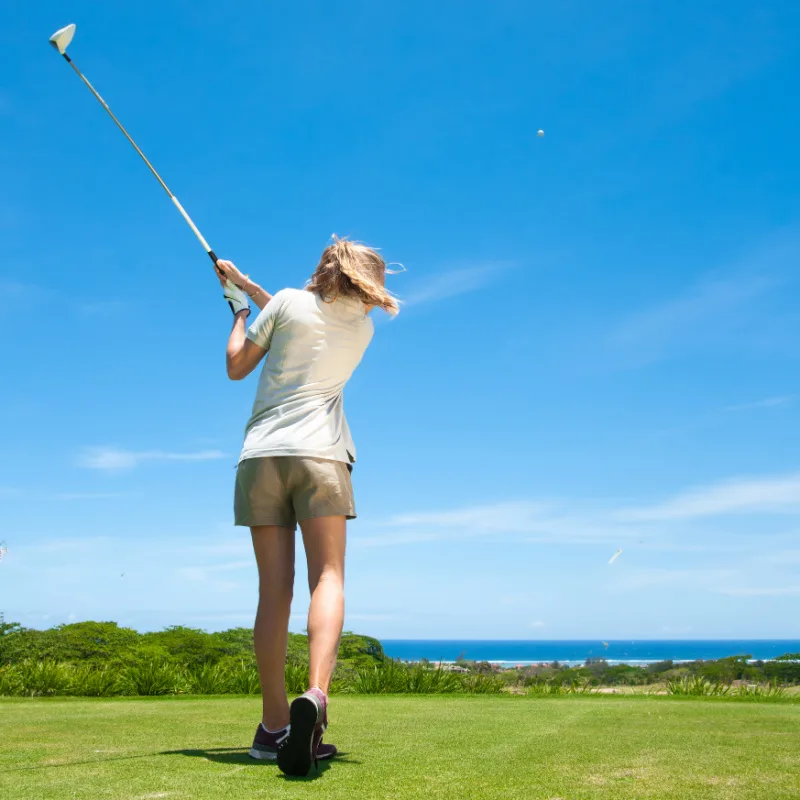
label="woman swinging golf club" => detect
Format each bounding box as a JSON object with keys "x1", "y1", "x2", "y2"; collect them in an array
[{"x1": 214, "y1": 238, "x2": 398, "y2": 776}]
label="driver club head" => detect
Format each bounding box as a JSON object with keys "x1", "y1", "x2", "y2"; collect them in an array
[{"x1": 49, "y1": 23, "x2": 76, "y2": 55}]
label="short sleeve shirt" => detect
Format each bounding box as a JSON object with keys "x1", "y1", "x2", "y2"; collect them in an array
[{"x1": 239, "y1": 288, "x2": 374, "y2": 464}]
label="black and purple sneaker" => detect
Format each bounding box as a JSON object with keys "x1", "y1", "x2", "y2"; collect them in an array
[
  {"x1": 249, "y1": 723, "x2": 291, "y2": 760},
  {"x1": 277, "y1": 688, "x2": 336, "y2": 775}
]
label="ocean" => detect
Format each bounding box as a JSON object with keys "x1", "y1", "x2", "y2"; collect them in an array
[{"x1": 381, "y1": 639, "x2": 800, "y2": 667}]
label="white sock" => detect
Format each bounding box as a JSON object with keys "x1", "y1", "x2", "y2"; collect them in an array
[{"x1": 261, "y1": 722, "x2": 289, "y2": 734}]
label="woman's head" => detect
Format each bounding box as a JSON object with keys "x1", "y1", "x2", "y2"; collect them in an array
[{"x1": 306, "y1": 236, "x2": 399, "y2": 315}]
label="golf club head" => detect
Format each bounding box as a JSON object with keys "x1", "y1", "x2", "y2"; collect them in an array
[{"x1": 49, "y1": 23, "x2": 76, "y2": 55}]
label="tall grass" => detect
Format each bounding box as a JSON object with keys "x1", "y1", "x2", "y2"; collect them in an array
[
  {"x1": 70, "y1": 665, "x2": 124, "y2": 697},
  {"x1": 0, "y1": 659, "x2": 795, "y2": 699},
  {"x1": 0, "y1": 665, "x2": 23, "y2": 696},
  {"x1": 666, "y1": 677, "x2": 731, "y2": 697},
  {"x1": 527, "y1": 681, "x2": 598, "y2": 696},
  {"x1": 17, "y1": 660, "x2": 73, "y2": 697},
  {"x1": 228, "y1": 660, "x2": 261, "y2": 695},
  {"x1": 186, "y1": 663, "x2": 230, "y2": 695},
  {"x1": 735, "y1": 681, "x2": 787, "y2": 701},
  {"x1": 461, "y1": 673, "x2": 506, "y2": 694},
  {"x1": 284, "y1": 663, "x2": 310, "y2": 695},
  {"x1": 124, "y1": 660, "x2": 183, "y2": 696},
  {"x1": 350, "y1": 661, "x2": 504, "y2": 694}
]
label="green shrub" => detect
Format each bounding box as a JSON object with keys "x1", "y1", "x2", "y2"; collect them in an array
[
  {"x1": 70, "y1": 665, "x2": 124, "y2": 697},
  {"x1": 666, "y1": 677, "x2": 730, "y2": 697},
  {"x1": 0, "y1": 664, "x2": 23, "y2": 696},
  {"x1": 229, "y1": 660, "x2": 261, "y2": 695},
  {"x1": 735, "y1": 681, "x2": 787, "y2": 701},
  {"x1": 460, "y1": 673, "x2": 505, "y2": 694},
  {"x1": 123, "y1": 660, "x2": 183, "y2": 696},
  {"x1": 350, "y1": 661, "x2": 403, "y2": 693},
  {"x1": 186, "y1": 663, "x2": 231, "y2": 695},
  {"x1": 17, "y1": 660, "x2": 73, "y2": 697},
  {"x1": 284, "y1": 663, "x2": 309, "y2": 695},
  {"x1": 404, "y1": 663, "x2": 461, "y2": 694},
  {"x1": 528, "y1": 682, "x2": 566, "y2": 696}
]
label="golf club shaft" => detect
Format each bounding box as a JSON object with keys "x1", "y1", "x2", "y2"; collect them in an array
[{"x1": 60, "y1": 52, "x2": 220, "y2": 267}]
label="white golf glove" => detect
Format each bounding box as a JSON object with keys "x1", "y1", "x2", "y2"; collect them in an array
[{"x1": 223, "y1": 280, "x2": 250, "y2": 317}]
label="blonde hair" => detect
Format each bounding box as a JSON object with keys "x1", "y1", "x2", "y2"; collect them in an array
[{"x1": 306, "y1": 236, "x2": 400, "y2": 315}]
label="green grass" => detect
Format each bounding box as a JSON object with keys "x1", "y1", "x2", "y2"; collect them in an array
[{"x1": 1, "y1": 696, "x2": 799, "y2": 799}]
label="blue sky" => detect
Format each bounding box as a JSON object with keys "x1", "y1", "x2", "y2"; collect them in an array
[{"x1": 2, "y1": 0, "x2": 800, "y2": 640}]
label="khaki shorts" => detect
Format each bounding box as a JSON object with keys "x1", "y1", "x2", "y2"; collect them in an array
[{"x1": 234, "y1": 456, "x2": 356, "y2": 529}]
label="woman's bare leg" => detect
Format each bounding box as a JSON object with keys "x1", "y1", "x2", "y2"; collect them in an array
[
  {"x1": 299, "y1": 516, "x2": 346, "y2": 694},
  {"x1": 251, "y1": 525, "x2": 295, "y2": 730}
]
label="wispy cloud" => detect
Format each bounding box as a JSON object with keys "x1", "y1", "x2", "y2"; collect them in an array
[
  {"x1": 401, "y1": 263, "x2": 511, "y2": 308},
  {"x1": 76, "y1": 446, "x2": 226, "y2": 471},
  {"x1": 714, "y1": 586, "x2": 800, "y2": 597},
  {"x1": 51, "y1": 492, "x2": 132, "y2": 501},
  {"x1": 381, "y1": 501, "x2": 553, "y2": 532},
  {"x1": 0, "y1": 281, "x2": 38, "y2": 309},
  {"x1": 757, "y1": 549, "x2": 800, "y2": 566},
  {"x1": 610, "y1": 273, "x2": 776, "y2": 365},
  {"x1": 724, "y1": 396, "x2": 793, "y2": 412},
  {"x1": 355, "y1": 471, "x2": 800, "y2": 549},
  {"x1": 610, "y1": 568, "x2": 738, "y2": 592},
  {"x1": 177, "y1": 560, "x2": 253, "y2": 581},
  {"x1": 606, "y1": 234, "x2": 800, "y2": 366},
  {"x1": 616, "y1": 474, "x2": 800, "y2": 522}
]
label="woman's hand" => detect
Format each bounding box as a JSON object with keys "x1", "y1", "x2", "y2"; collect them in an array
[{"x1": 214, "y1": 259, "x2": 249, "y2": 291}]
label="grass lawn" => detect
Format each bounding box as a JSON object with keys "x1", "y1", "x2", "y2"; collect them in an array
[{"x1": 1, "y1": 695, "x2": 799, "y2": 799}]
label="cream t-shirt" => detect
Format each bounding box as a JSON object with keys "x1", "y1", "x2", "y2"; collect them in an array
[{"x1": 239, "y1": 288, "x2": 374, "y2": 464}]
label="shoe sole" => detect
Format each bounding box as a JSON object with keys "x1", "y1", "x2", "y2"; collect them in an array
[
  {"x1": 277, "y1": 696, "x2": 319, "y2": 776},
  {"x1": 248, "y1": 747, "x2": 277, "y2": 760}
]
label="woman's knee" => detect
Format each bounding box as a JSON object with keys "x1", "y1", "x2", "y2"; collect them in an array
[
  {"x1": 308, "y1": 565, "x2": 344, "y2": 595},
  {"x1": 259, "y1": 570, "x2": 294, "y2": 604}
]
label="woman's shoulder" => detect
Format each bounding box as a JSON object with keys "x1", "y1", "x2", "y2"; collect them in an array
[{"x1": 270, "y1": 287, "x2": 313, "y2": 308}]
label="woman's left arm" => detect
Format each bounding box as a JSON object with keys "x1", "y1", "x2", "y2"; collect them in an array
[{"x1": 227, "y1": 310, "x2": 267, "y2": 380}]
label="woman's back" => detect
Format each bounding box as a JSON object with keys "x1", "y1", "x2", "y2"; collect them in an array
[{"x1": 240, "y1": 288, "x2": 374, "y2": 464}]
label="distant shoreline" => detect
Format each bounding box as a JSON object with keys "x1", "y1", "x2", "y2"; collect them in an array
[{"x1": 381, "y1": 639, "x2": 800, "y2": 666}]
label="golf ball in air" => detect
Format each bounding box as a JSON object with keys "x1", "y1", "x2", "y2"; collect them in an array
[{"x1": 537, "y1": 130, "x2": 544, "y2": 137}]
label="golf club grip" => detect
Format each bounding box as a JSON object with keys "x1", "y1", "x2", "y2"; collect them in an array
[{"x1": 207, "y1": 249, "x2": 225, "y2": 276}]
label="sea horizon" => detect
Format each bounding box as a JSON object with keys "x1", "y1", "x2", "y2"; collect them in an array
[{"x1": 380, "y1": 639, "x2": 800, "y2": 667}]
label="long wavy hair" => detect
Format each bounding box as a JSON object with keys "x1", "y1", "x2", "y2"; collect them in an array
[{"x1": 306, "y1": 236, "x2": 399, "y2": 315}]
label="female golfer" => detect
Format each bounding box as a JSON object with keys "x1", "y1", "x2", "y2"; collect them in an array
[{"x1": 214, "y1": 238, "x2": 398, "y2": 776}]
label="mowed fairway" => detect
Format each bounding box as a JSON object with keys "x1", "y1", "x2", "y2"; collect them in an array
[{"x1": 1, "y1": 696, "x2": 799, "y2": 800}]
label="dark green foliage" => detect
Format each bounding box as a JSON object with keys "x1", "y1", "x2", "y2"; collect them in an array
[
  {"x1": 689, "y1": 655, "x2": 756, "y2": 683},
  {"x1": 228, "y1": 661, "x2": 261, "y2": 695},
  {"x1": 0, "y1": 664, "x2": 23, "y2": 695},
  {"x1": 667, "y1": 677, "x2": 732, "y2": 696},
  {"x1": 647, "y1": 660, "x2": 675, "y2": 675},
  {"x1": 0, "y1": 621, "x2": 138, "y2": 665},
  {"x1": 123, "y1": 660, "x2": 184, "y2": 696},
  {"x1": 348, "y1": 660, "x2": 504, "y2": 694},
  {"x1": 2, "y1": 615, "x2": 798, "y2": 698},
  {"x1": 70, "y1": 665, "x2": 125, "y2": 697},
  {"x1": 186, "y1": 663, "x2": 231, "y2": 694},
  {"x1": 139, "y1": 627, "x2": 234, "y2": 668},
  {"x1": 16, "y1": 660, "x2": 73, "y2": 696},
  {"x1": 284, "y1": 663, "x2": 310, "y2": 695},
  {"x1": 338, "y1": 632, "x2": 385, "y2": 662}
]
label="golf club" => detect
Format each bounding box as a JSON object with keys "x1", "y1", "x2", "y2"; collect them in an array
[{"x1": 48, "y1": 24, "x2": 223, "y2": 273}]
